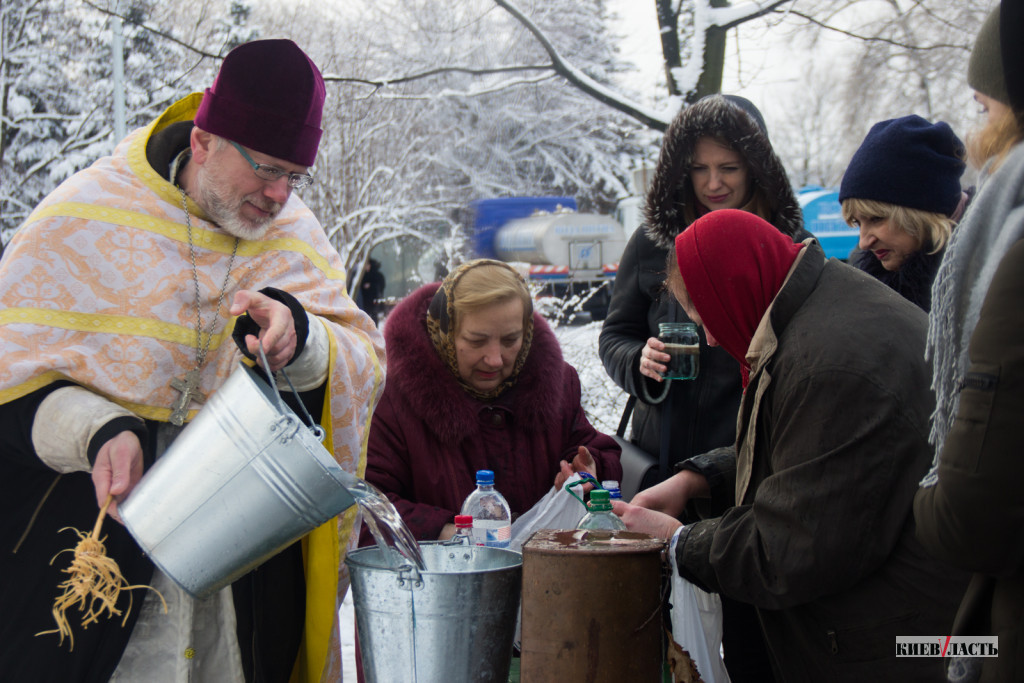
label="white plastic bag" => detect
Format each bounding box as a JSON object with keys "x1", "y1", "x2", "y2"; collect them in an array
[
  {"x1": 509, "y1": 474, "x2": 590, "y2": 648},
  {"x1": 668, "y1": 528, "x2": 730, "y2": 683},
  {"x1": 508, "y1": 473, "x2": 588, "y2": 553}
]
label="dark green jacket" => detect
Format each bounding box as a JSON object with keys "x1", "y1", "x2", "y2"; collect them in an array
[
  {"x1": 677, "y1": 244, "x2": 968, "y2": 682},
  {"x1": 915, "y1": 237, "x2": 1024, "y2": 683}
]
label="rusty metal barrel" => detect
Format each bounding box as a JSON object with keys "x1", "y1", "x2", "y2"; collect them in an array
[{"x1": 520, "y1": 529, "x2": 666, "y2": 682}]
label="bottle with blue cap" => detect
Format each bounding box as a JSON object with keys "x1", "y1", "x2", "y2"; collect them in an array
[
  {"x1": 460, "y1": 470, "x2": 512, "y2": 548},
  {"x1": 602, "y1": 480, "x2": 622, "y2": 501}
]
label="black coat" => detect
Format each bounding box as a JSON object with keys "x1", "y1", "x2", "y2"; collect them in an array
[
  {"x1": 850, "y1": 247, "x2": 944, "y2": 311},
  {"x1": 600, "y1": 93, "x2": 808, "y2": 480},
  {"x1": 599, "y1": 228, "x2": 742, "y2": 467}
]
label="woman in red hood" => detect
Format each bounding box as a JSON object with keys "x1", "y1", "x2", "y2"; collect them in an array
[
  {"x1": 616, "y1": 209, "x2": 968, "y2": 681},
  {"x1": 668, "y1": 209, "x2": 802, "y2": 387}
]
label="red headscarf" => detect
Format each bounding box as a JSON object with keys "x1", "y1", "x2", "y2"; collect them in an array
[{"x1": 674, "y1": 209, "x2": 804, "y2": 386}]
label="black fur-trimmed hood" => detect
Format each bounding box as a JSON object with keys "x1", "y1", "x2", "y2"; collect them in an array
[{"x1": 644, "y1": 94, "x2": 803, "y2": 248}]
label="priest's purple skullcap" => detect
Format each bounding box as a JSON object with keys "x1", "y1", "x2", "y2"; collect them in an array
[{"x1": 195, "y1": 39, "x2": 325, "y2": 167}]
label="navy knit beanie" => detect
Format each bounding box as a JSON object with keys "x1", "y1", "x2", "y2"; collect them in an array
[{"x1": 838, "y1": 115, "x2": 966, "y2": 217}]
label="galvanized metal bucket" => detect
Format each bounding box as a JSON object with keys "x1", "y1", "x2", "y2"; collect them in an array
[
  {"x1": 121, "y1": 359, "x2": 357, "y2": 599},
  {"x1": 346, "y1": 542, "x2": 522, "y2": 682}
]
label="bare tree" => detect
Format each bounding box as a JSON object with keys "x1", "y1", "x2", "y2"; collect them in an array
[{"x1": 263, "y1": 0, "x2": 644, "y2": 286}]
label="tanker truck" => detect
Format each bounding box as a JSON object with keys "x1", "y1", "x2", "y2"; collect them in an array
[{"x1": 468, "y1": 197, "x2": 626, "y2": 321}]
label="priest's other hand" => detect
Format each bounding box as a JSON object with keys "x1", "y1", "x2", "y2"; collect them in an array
[{"x1": 92, "y1": 430, "x2": 144, "y2": 524}]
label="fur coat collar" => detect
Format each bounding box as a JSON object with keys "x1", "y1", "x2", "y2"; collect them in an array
[{"x1": 383, "y1": 283, "x2": 568, "y2": 446}]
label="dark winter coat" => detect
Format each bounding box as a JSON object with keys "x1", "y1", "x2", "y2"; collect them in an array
[
  {"x1": 850, "y1": 246, "x2": 945, "y2": 311},
  {"x1": 676, "y1": 243, "x2": 968, "y2": 682},
  {"x1": 363, "y1": 283, "x2": 622, "y2": 542},
  {"x1": 600, "y1": 93, "x2": 807, "y2": 477},
  {"x1": 599, "y1": 228, "x2": 743, "y2": 462},
  {"x1": 915, "y1": 237, "x2": 1024, "y2": 683}
]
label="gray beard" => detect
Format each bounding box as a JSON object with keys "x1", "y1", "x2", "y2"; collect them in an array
[
  {"x1": 194, "y1": 168, "x2": 278, "y2": 241},
  {"x1": 216, "y1": 214, "x2": 272, "y2": 241}
]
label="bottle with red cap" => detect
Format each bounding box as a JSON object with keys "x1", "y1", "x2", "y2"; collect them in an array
[{"x1": 452, "y1": 515, "x2": 473, "y2": 545}]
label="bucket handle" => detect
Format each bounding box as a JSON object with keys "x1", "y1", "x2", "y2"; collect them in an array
[
  {"x1": 564, "y1": 472, "x2": 603, "y2": 510},
  {"x1": 395, "y1": 562, "x2": 424, "y2": 591},
  {"x1": 256, "y1": 342, "x2": 327, "y2": 443}
]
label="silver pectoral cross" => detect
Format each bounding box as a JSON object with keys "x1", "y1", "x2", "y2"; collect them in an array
[{"x1": 169, "y1": 368, "x2": 206, "y2": 426}]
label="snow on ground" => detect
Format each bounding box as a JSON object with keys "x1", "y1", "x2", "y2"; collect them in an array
[
  {"x1": 552, "y1": 319, "x2": 630, "y2": 436},
  {"x1": 340, "y1": 317, "x2": 627, "y2": 679}
]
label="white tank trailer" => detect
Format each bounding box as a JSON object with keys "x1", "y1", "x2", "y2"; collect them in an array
[
  {"x1": 493, "y1": 210, "x2": 626, "y2": 272},
  {"x1": 469, "y1": 197, "x2": 626, "y2": 320}
]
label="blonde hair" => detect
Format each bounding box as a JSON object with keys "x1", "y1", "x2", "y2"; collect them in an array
[
  {"x1": 451, "y1": 263, "x2": 532, "y2": 333},
  {"x1": 967, "y1": 107, "x2": 1024, "y2": 172},
  {"x1": 841, "y1": 198, "x2": 954, "y2": 254}
]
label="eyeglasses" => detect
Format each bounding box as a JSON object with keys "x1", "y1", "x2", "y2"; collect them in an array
[{"x1": 227, "y1": 140, "x2": 314, "y2": 190}]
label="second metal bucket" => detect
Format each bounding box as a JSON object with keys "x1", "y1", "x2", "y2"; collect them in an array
[
  {"x1": 120, "y1": 361, "x2": 358, "y2": 598},
  {"x1": 346, "y1": 542, "x2": 522, "y2": 682}
]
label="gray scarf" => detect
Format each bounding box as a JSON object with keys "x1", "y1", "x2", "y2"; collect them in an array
[{"x1": 922, "y1": 141, "x2": 1024, "y2": 486}]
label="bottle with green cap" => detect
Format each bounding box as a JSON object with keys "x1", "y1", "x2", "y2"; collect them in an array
[{"x1": 577, "y1": 489, "x2": 627, "y2": 531}]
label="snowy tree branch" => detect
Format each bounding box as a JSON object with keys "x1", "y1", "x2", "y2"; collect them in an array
[
  {"x1": 492, "y1": 0, "x2": 671, "y2": 131},
  {"x1": 778, "y1": 8, "x2": 971, "y2": 51},
  {"x1": 711, "y1": 1, "x2": 794, "y2": 31},
  {"x1": 370, "y1": 74, "x2": 560, "y2": 101},
  {"x1": 324, "y1": 63, "x2": 555, "y2": 88},
  {"x1": 81, "y1": 1, "x2": 223, "y2": 58}
]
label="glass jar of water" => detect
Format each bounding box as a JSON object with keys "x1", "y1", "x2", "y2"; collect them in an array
[{"x1": 658, "y1": 322, "x2": 699, "y2": 380}]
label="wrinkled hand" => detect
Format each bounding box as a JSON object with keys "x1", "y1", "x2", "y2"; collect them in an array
[
  {"x1": 629, "y1": 470, "x2": 710, "y2": 519},
  {"x1": 639, "y1": 337, "x2": 670, "y2": 382},
  {"x1": 611, "y1": 500, "x2": 683, "y2": 540},
  {"x1": 230, "y1": 290, "x2": 297, "y2": 372},
  {"x1": 553, "y1": 445, "x2": 598, "y2": 491},
  {"x1": 92, "y1": 430, "x2": 144, "y2": 524}
]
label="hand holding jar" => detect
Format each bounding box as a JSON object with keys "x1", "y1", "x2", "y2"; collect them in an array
[{"x1": 658, "y1": 322, "x2": 700, "y2": 380}]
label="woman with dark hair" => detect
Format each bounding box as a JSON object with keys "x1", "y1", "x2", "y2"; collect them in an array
[
  {"x1": 600, "y1": 94, "x2": 805, "y2": 490},
  {"x1": 598, "y1": 93, "x2": 806, "y2": 682}
]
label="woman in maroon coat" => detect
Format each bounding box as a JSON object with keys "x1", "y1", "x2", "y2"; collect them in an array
[{"x1": 363, "y1": 259, "x2": 622, "y2": 541}]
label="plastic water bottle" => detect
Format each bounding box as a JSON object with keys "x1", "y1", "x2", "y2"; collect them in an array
[
  {"x1": 452, "y1": 515, "x2": 473, "y2": 545},
  {"x1": 602, "y1": 480, "x2": 622, "y2": 501},
  {"x1": 460, "y1": 470, "x2": 512, "y2": 548},
  {"x1": 577, "y1": 489, "x2": 627, "y2": 531}
]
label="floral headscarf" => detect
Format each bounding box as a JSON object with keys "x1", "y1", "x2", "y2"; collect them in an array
[{"x1": 426, "y1": 259, "x2": 534, "y2": 400}]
